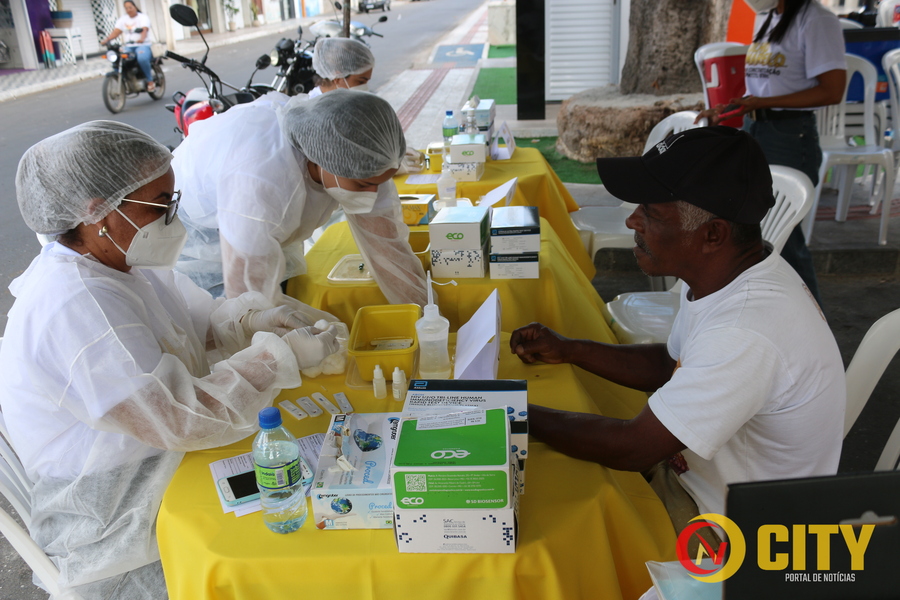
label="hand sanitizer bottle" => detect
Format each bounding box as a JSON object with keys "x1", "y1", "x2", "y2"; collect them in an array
[{"x1": 415, "y1": 272, "x2": 451, "y2": 379}]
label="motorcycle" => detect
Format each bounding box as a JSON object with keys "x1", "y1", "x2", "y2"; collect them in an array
[
  {"x1": 102, "y1": 31, "x2": 166, "y2": 114},
  {"x1": 249, "y1": 26, "x2": 317, "y2": 97},
  {"x1": 164, "y1": 4, "x2": 259, "y2": 137},
  {"x1": 308, "y1": 2, "x2": 388, "y2": 47}
]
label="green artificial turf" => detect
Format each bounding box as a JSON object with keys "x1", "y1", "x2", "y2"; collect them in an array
[
  {"x1": 488, "y1": 45, "x2": 516, "y2": 59},
  {"x1": 514, "y1": 137, "x2": 601, "y2": 185},
  {"x1": 472, "y1": 68, "x2": 517, "y2": 105}
]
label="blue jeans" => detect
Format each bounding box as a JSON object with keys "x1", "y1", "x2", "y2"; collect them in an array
[
  {"x1": 125, "y1": 44, "x2": 154, "y2": 82},
  {"x1": 742, "y1": 113, "x2": 823, "y2": 305}
]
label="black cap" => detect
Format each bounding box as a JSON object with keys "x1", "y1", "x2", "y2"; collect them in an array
[{"x1": 595, "y1": 126, "x2": 776, "y2": 224}]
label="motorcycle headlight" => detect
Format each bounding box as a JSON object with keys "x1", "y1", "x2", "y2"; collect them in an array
[
  {"x1": 351, "y1": 26, "x2": 364, "y2": 37},
  {"x1": 269, "y1": 49, "x2": 279, "y2": 67},
  {"x1": 105, "y1": 50, "x2": 118, "y2": 62}
]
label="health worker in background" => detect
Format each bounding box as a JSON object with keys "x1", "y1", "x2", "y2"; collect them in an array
[
  {"x1": 308, "y1": 36, "x2": 374, "y2": 98},
  {"x1": 697, "y1": 0, "x2": 846, "y2": 305},
  {"x1": 172, "y1": 89, "x2": 427, "y2": 310},
  {"x1": 100, "y1": 0, "x2": 158, "y2": 92},
  {"x1": 2, "y1": 121, "x2": 337, "y2": 599},
  {"x1": 511, "y1": 127, "x2": 845, "y2": 551}
]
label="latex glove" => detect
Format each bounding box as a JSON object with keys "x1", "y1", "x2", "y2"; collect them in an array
[
  {"x1": 242, "y1": 306, "x2": 309, "y2": 337},
  {"x1": 283, "y1": 324, "x2": 339, "y2": 370}
]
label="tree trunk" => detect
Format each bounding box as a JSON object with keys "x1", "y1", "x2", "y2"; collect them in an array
[{"x1": 620, "y1": 0, "x2": 733, "y2": 95}]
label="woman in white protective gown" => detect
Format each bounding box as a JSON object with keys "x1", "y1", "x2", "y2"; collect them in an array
[{"x1": 0, "y1": 121, "x2": 337, "y2": 599}]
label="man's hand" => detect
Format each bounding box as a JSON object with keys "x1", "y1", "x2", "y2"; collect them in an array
[{"x1": 510, "y1": 322, "x2": 571, "y2": 365}]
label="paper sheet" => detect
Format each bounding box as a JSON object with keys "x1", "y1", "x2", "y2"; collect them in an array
[
  {"x1": 209, "y1": 433, "x2": 325, "y2": 516},
  {"x1": 406, "y1": 174, "x2": 441, "y2": 185},
  {"x1": 490, "y1": 122, "x2": 517, "y2": 160},
  {"x1": 453, "y1": 289, "x2": 501, "y2": 380},
  {"x1": 478, "y1": 177, "x2": 518, "y2": 208}
]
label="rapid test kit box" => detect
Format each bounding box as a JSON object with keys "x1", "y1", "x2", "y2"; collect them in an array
[
  {"x1": 391, "y1": 408, "x2": 518, "y2": 553},
  {"x1": 402, "y1": 379, "x2": 528, "y2": 461},
  {"x1": 311, "y1": 412, "x2": 401, "y2": 530}
]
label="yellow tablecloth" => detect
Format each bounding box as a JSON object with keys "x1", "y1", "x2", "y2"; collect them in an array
[
  {"x1": 397, "y1": 147, "x2": 595, "y2": 280},
  {"x1": 158, "y1": 211, "x2": 677, "y2": 599},
  {"x1": 158, "y1": 339, "x2": 676, "y2": 600},
  {"x1": 286, "y1": 218, "x2": 606, "y2": 340}
]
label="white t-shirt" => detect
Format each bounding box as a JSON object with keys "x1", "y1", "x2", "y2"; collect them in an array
[
  {"x1": 648, "y1": 251, "x2": 845, "y2": 516},
  {"x1": 113, "y1": 12, "x2": 154, "y2": 44},
  {"x1": 744, "y1": 1, "x2": 845, "y2": 105}
]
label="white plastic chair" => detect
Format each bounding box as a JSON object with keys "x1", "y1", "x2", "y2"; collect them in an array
[
  {"x1": 804, "y1": 54, "x2": 895, "y2": 246},
  {"x1": 839, "y1": 17, "x2": 864, "y2": 29},
  {"x1": 844, "y1": 307, "x2": 900, "y2": 437},
  {"x1": 571, "y1": 112, "x2": 704, "y2": 260},
  {"x1": 877, "y1": 0, "x2": 900, "y2": 27},
  {"x1": 602, "y1": 165, "x2": 816, "y2": 344}
]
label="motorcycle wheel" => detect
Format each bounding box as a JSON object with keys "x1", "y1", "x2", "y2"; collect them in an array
[
  {"x1": 102, "y1": 74, "x2": 126, "y2": 114},
  {"x1": 149, "y1": 64, "x2": 166, "y2": 101}
]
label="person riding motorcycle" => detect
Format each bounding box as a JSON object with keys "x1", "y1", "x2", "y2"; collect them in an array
[{"x1": 100, "y1": 0, "x2": 158, "y2": 92}]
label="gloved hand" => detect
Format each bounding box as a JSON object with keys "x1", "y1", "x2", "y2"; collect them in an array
[
  {"x1": 283, "y1": 324, "x2": 340, "y2": 370},
  {"x1": 241, "y1": 306, "x2": 310, "y2": 337}
]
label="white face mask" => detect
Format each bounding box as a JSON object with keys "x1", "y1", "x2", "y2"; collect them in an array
[
  {"x1": 320, "y1": 167, "x2": 378, "y2": 214},
  {"x1": 104, "y1": 209, "x2": 188, "y2": 269},
  {"x1": 340, "y1": 79, "x2": 369, "y2": 92},
  {"x1": 744, "y1": 0, "x2": 778, "y2": 13}
]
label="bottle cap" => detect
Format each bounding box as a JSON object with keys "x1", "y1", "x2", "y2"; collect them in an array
[
  {"x1": 258, "y1": 406, "x2": 282, "y2": 429},
  {"x1": 445, "y1": 110, "x2": 453, "y2": 116},
  {"x1": 423, "y1": 303, "x2": 440, "y2": 319},
  {"x1": 374, "y1": 364, "x2": 384, "y2": 379}
]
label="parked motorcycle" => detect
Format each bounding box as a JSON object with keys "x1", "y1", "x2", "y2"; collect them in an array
[
  {"x1": 165, "y1": 4, "x2": 258, "y2": 137},
  {"x1": 308, "y1": 2, "x2": 388, "y2": 47},
  {"x1": 102, "y1": 31, "x2": 166, "y2": 114},
  {"x1": 250, "y1": 27, "x2": 317, "y2": 96}
]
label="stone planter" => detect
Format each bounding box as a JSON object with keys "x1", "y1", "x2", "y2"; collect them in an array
[{"x1": 556, "y1": 86, "x2": 704, "y2": 162}]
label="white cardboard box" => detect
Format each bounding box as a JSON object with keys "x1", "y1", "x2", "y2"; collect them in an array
[
  {"x1": 430, "y1": 247, "x2": 486, "y2": 278},
  {"x1": 489, "y1": 253, "x2": 540, "y2": 279},
  {"x1": 461, "y1": 98, "x2": 496, "y2": 128},
  {"x1": 401, "y1": 379, "x2": 529, "y2": 461},
  {"x1": 310, "y1": 413, "x2": 401, "y2": 530},
  {"x1": 447, "y1": 160, "x2": 485, "y2": 182},
  {"x1": 450, "y1": 133, "x2": 488, "y2": 163},
  {"x1": 392, "y1": 409, "x2": 518, "y2": 553},
  {"x1": 429, "y1": 205, "x2": 490, "y2": 250},
  {"x1": 490, "y1": 206, "x2": 541, "y2": 254}
]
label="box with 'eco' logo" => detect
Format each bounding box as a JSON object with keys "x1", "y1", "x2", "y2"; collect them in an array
[
  {"x1": 391, "y1": 408, "x2": 518, "y2": 553},
  {"x1": 428, "y1": 205, "x2": 489, "y2": 250},
  {"x1": 449, "y1": 133, "x2": 488, "y2": 163}
]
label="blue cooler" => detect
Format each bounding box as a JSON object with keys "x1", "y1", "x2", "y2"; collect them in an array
[{"x1": 844, "y1": 27, "x2": 900, "y2": 102}]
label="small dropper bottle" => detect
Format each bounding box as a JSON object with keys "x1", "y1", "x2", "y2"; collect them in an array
[
  {"x1": 373, "y1": 364, "x2": 387, "y2": 399},
  {"x1": 392, "y1": 367, "x2": 407, "y2": 401}
]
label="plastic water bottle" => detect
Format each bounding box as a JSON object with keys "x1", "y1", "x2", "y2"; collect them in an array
[
  {"x1": 252, "y1": 407, "x2": 308, "y2": 534},
  {"x1": 415, "y1": 272, "x2": 451, "y2": 379},
  {"x1": 442, "y1": 110, "x2": 459, "y2": 145}
]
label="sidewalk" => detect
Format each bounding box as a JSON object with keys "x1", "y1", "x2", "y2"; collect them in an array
[{"x1": 0, "y1": 18, "x2": 308, "y2": 103}]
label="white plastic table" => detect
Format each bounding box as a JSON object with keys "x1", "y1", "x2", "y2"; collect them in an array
[{"x1": 45, "y1": 28, "x2": 87, "y2": 65}]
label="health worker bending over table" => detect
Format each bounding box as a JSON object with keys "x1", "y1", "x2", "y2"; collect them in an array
[
  {"x1": 308, "y1": 36, "x2": 374, "y2": 97},
  {"x1": 510, "y1": 127, "x2": 845, "y2": 541},
  {"x1": 173, "y1": 89, "x2": 427, "y2": 307},
  {"x1": 0, "y1": 121, "x2": 337, "y2": 599}
]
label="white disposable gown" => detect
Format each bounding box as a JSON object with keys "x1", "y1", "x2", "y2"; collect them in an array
[
  {"x1": 0, "y1": 243, "x2": 302, "y2": 598},
  {"x1": 172, "y1": 92, "x2": 426, "y2": 306}
]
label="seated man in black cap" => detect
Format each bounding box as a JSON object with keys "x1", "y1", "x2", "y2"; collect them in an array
[{"x1": 510, "y1": 126, "x2": 846, "y2": 537}]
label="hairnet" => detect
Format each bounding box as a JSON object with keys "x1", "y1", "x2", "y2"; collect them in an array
[
  {"x1": 280, "y1": 89, "x2": 406, "y2": 179},
  {"x1": 16, "y1": 120, "x2": 172, "y2": 236},
  {"x1": 313, "y1": 37, "x2": 375, "y2": 81}
]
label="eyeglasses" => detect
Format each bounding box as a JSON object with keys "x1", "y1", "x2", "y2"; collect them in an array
[{"x1": 121, "y1": 190, "x2": 181, "y2": 225}]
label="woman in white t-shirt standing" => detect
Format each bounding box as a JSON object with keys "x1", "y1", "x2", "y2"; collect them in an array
[
  {"x1": 101, "y1": 0, "x2": 158, "y2": 91},
  {"x1": 699, "y1": 0, "x2": 846, "y2": 304}
]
